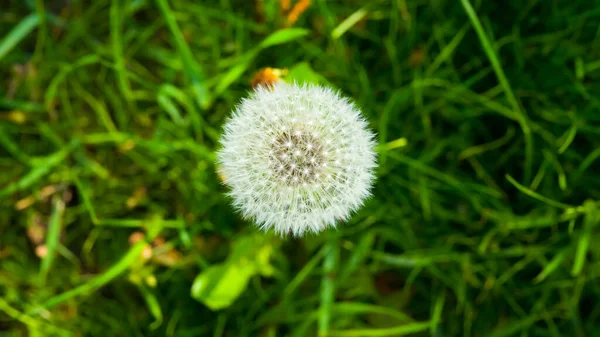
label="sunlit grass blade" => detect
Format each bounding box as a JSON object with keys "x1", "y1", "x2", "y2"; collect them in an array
[
  {"x1": 0, "y1": 13, "x2": 39, "y2": 61},
  {"x1": 39, "y1": 198, "x2": 66, "y2": 285},
  {"x1": 430, "y1": 292, "x2": 445, "y2": 336},
  {"x1": 40, "y1": 240, "x2": 147, "y2": 309},
  {"x1": 331, "y1": 8, "x2": 368, "y2": 39},
  {"x1": 572, "y1": 201, "x2": 599, "y2": 276},
  {"x1": 534, "y1": 248, "x2": 570, "y2": 283}
]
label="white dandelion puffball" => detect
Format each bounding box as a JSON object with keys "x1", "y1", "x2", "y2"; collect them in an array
[{"x1": 217, "y1": 82, "x2": 377, "y2": 236}]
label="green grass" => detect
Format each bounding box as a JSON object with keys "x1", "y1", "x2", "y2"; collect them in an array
[{"x1": 1, "y1": 0, "x2": 600, "y2": 336}]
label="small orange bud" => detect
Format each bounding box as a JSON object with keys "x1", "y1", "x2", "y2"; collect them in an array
[
  {"x1": 250, "y1": 67, "x2": 288, "y2": 89},
  {"x1": 36, "y1": 245, "x2": 48, "y2": 258},
  {"x1": 129, "y1": 231, "x2": 145, "y2": 245},
  {"x1": 286, "y1": 0, "x2": 310, "y2": 26}
]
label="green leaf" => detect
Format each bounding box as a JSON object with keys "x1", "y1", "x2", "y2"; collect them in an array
[
  {"x1": 191, "y1": 235, "x2": 275, "y2": 310},
  {"x1": 191, "y1": 263, "x2": 255, "y2": 311},
  {"x1": 286, "y1": 62, "x2": 332, "y2": 86}
]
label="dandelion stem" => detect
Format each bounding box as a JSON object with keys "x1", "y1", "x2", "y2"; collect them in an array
[{"x1": 319, "y1": 230, "x2": 340, "y2": 336}]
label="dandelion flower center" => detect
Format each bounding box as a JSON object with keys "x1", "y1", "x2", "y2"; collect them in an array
[{"x1": 269, "y1": 130, "x2": 325, "y2": 185}]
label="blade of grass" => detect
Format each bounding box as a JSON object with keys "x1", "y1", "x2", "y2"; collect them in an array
[
  {"x1": 488, "y1": 315, "x2": 541, "y2": 337},
  {"x1": 558, "y1": 124, "x2": 577, "y2": 154},
  {"x1": 573, "y1": 147, "x2": 600, "y2": 181},
  {"x1": 379, "y1": 137, "x2": 408, "y2": 152},
  {"x1": 155, "y1": 0, "x2": 211, "y2": 109},
  {"x1": 283, "y1": 247, "x2": 326, "y2": 298},
  {"x1": 534, "y1": 248, "x2": 570, "y2": 283},
  {"x1": 0, "y1": 298, "x2": 71, "y2": 336},
  {"x1": 460, "y1": 0, "x2": 533, "y2": 184},
  {"x1": 157, "y1": 88, "x2": 186, "y2": 125},
  {"x1": 96, "y1": 218, "x2": 184, "y2": 228},
  {"x1": 32, "y1": 0, "x2": 47, "y2": 63},
  {"x1": 0, "y1": 139, "x2": 78, "y2": 197},
  {"x1": 0, "y1": 127, "x2": 31, "y2": 164},
  {"x1": 0, "y1": 13, "x2": 39, "y2": 61},
  {"x1": 73, "y1": 176, "x2": 184, "y2": 229},
  {"x1": 136, "y1": 283, "x2": 163, "y2": 330},
  {"x1": 328, "y1": 321, "x2": 431, "y2": 337},
  {"x1": 259, "y1": 28, "x2": 310, "y2": 48},
  {"x1": 0, "y1": 98, "x2": 44, "y2": 112},
  {"x1": 331, "y1": 8, "x2": 368, "y2": 40},
  {"x1": 72, "y1": 175, "x2": 99, "y2": 223},
  {"x1": 458, "y1": 127, "x2": 515, "y2": 160},
  {"x1": 572, "y1": 201, "x2": 599, "y2": 276},
  {"x1": 72, "y1": 84, "x2": 118, "y2": 133},
  {"x1": 158, "y1": 83, "x2": 216, "y2": 142},
  {"x1": 39, "y1": 197, "x2": 66, "y2": 285},
  {"x1": 82, "y1": 132, "x2": 213, "y2": 159},
  {"x1": 110, "y1": 0, "x2": 134, "y2": 105},
  {"x1": 333, "y1": 302, "x2": 413, "y2": 322},
  {"x1": 430, "y1": 292, "x2": 445, "y2": 336},
  {"x1": 373, "y1": 251, "x2": 466, "y2": 267},
  {"x1": 389, "y1": 152, "x2": 503, "y2": 200},
  {"x1": 378, "y1": 88, "x2": 411, "y2": 166},
  {"x1": 39, "y1": 240, "x2": 148, "y2": 309},
  {"x1": 425, "y1": 24, "x2": 469, "y2": 76},
  {"x1": 44, "y1": 54, "x2": 100, "y2": 113},
  {"x1": 505, "y1": 174, "x2": 574, "y2": 209},
  {"x1": 339, "y1": 232, "x2": 375, "y2": 282}
]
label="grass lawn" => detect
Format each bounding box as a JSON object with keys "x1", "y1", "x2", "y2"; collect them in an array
[{"x1": 1, "y1": 0, "x2": 600, "y2": 336}]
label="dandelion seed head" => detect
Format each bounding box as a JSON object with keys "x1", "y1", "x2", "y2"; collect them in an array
[{"x1": 217, "y1": 82, "x2": 377, "y2": 236}]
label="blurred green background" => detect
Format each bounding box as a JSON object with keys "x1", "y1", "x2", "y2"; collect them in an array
[{"x1": 1, "y1": 0, "x2": 600, "y2": 336}]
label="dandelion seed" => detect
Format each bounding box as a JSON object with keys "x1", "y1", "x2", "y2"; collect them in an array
[{"x1": 217, "y1": 82, "x2": 377, "y2": 236}]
